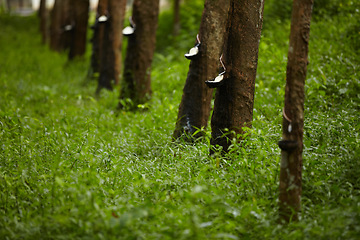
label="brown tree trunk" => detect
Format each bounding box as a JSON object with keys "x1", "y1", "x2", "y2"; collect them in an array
[
  {"x1": 68, "y1": 0, "x2": 89, "y2": 60},
  {"x1": 96, "y1": 0, "x2": 127, "y2": 93},
  {"x1": 173, "y1": 0, "x2": 230, "y2": 140},
  {"x1": 108, "y1": 0, "x2": 126, "y2": 86},
  {"x1": 173, "y1": 0, "x2": 180, "y2": 36},
  {"x1": 119, "y1": 0, "x2": 160, "y2": 107},
  {"x1": 39, "y1": 0, "x2": 48, "y2": 44},
  {"x1": 6, "y1": 0, "x2": 11, "y2": 12},
  {"x1": 49, "y1": 0, "x2": 71, "y2": 52},
  {"x1": 49, "y1": 0, "x2": 62, "y2": 51},
  {"x1": 88, "y1": 0, "x2": 108, "y2": 79},
  {"x1": 61, "y1": 0, "x2": 73, "y2": 50},
  {"x1": 278, "y1": 0, "x2": 313, "y2": 223},
  {"x1": 210, "y1": 0, "x2": 265, "y2": 153},
  {"x1": 59, "y1": 0, "x2": 72, "y2": 51}
]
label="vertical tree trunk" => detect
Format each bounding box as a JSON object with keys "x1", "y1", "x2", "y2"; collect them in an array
[
  {"x1": 49, "y1": 0, "x2": 62, "y2": 51},
  {"x1": 173, "y1": 0, "x2": 180, "y2": 36},
  {"x1": 6, "y1": 0, "x2": 11, "y2": 12},
  {"x1": 278, "y1": 0, "x2": 313, "y2": 223},
  {"x1": 68, "y1": 0, "x2": 89, "y2": 60},
  {"x1": 108, "y1": 0, "x2": 126, "y2": 86},
  {"x1": 89, "y1": 0, "x2": 108, "y2": 79},
  {"x1": 39, "y1": 0, "x2": 48, "y2": 44},
  {"x1": 119, "y1": 0, "x2": 160, "y2": 107},
  {"x1": 173, "y1": 0, "x2": 230, "y2": 140},
  {"x1": 97, "y1": 0, "x2": 127, "y2": 93},
  {"x1": 49, "y1": 0, "x2": 71, "y2": 52},
  {"x1": 210, "y1": 0, "x2": 265, "y2": 153},
  {"x1": 60, "y1": 0, "x2": 72, "y2": 51}
]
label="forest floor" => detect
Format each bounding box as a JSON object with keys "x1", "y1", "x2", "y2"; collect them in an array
[{"x1": 0, "y1": 5, "x2": 359, "y2": 240}]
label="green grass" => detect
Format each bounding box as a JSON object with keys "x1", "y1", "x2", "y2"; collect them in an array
[{"x1": 0, "y1": 5, "x2": 359, "y2": 239}]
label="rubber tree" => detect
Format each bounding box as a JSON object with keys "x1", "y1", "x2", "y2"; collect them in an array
[
  {"x1": 119, "y1": 0, "x2": 160, "y2": 108},
  {"x1": 210, "y1": 0, "x2": 265, "y2": 153},
  {"x1": 39, "y1": 0, "x2": 48, "y2": 44},
  {"x1": 173, "y1": 0, "x2": 180, "y2": 36},
  {"x1": 49, "y1": 0, "x2": 71, "y2": 52},
  {"x1": 88, "y1": 0, "x2": 107, "y2": 81},
  {"x1": 68, "y1": 0, "x2": 89, "y2": 60},
  {"x1": 278, "y1": 0, "x2": 313, "y2": 223},
  {"x1": 173, "y1": 0, "x2": 230, "y2": 140},
  {"x1": 96, "y1": 0, "x2": 127, "y2": 93},
  {"x1": 6, "y1": 0, "x2": 10, "y2": 12}
]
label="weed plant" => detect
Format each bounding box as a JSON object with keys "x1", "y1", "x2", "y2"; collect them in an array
[{"x1": 0, "y1": 2, "x2": 359, "y2": 239}]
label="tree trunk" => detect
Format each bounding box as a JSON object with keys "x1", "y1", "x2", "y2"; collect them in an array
[
  {"x1": 88, "y1": 0, "x2": 107, "y2": 80},
  {"x1": 173, "y1": 0, "x2": 180, "y2": 36},
  {"x1": 278, "y1": 0, "x2": 313, "y2": 223},
  {"x1": 49, "y1": 0, "x2": 71, "y2": 52},
  {"x1": 119, "y1": 0, "x2": 160, "y2": 107},
  {"x1": 49, "y1": 0, "x2": 62, "y2": 51},
  {"x1": 173, "y1": 0, "x2": 230, "y2": 140},
  {"x1": 6, "y1": 0, "x2": 11, "y2": 12},
  {"x1": 96, "y1": 0, "x2": 127, "y2": 93},
  {"x1": 39, "y1": 0, "x2": 48, "y2": 44},
  {"x1": 210, "y1": 0, "x2": 265, "y2": 153},
  {"x1": 59, "y1": 0, "x2": 72, "y2": 51},
  {"x1": 108, "y1": 0, "x2": 126, "y2": 86},
  {"x1": 68, "y1": 0, "x2": 89, "y2": 60}
]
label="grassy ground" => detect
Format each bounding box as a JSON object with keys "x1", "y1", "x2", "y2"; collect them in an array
[{"x1": 0, "y1": 4, "x2": 359, "y2": 239}]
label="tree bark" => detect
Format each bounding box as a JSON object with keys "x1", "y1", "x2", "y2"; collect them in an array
[
  {"x1": 68, "y1": 0, "x2": 89, "y2": 60},
  {"x1": 49, "y1": 0, "x2": 62, "y2": 51},
  {"x1": 39, "y1": 0, "x2": 48, "y2": 44},
  {"x1": 108, "y1": 0, "x2": 126, "y2": 86},
  {"x1": 96, "y1": 0, "x2": 127, "y2": 93},
  {"x1": 173, "y1": 0, "x2": 180, "y2": 36},
  {"x1": 119, "y1": 0, "x2": 160, "y2": 107},
  {"x1": 210, "y1": 0, "x2": 265, "y2": 153},
  {"x1": 173, "y1": 0, "x2": 230, "y2": 140},
  {"x1": 49, "y1": 0, "x2": 71, "y2": 52},
  {"x1": 88, "y1": 0, "x2": 107, "y2": 79},
  {"x1": 59, "y1": 0, "x2": 72, "y2": 52},
  {"x1": 278, "y1": 0, "x2": 313, "y2": 223},
  {"x1": 6, "y1": 0, "x2": 11, "y2": 12}
]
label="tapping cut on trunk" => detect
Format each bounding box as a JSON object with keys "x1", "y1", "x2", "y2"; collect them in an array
[
  {"x1": 63, "y1": 23, "x2": 74, "y2": 31},
  {"x1": 123, "y1": 16, "x2": 136, "y2": 36},
  {"x1": 185, "y1": 34, "x2": 201, "y2": 60},
  {"x1": 98, "y1": 15, "x2": 108, "y2": 23},
  {"x1": 205, "y1": 55, "x2": 228, "y2": 88}
]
